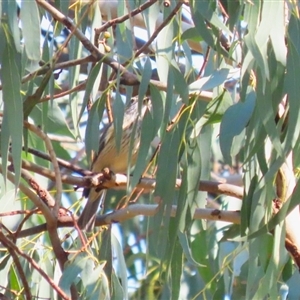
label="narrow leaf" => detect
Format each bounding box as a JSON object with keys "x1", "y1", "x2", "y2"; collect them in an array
[{"x1": 20, "y1": 0, "x2": 41, "y2": 60}]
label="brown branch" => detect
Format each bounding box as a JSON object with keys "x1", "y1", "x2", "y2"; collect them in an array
[
  {"x1": 39, "y1": 81, "x2": 87, "y2": 103},
  {"x1": 16, "y1": 155, "x2": 244, "y2": 198},
  {"x1": 0, "y1": 209, "x2": 38, "y2": 217},
  {"x1": 22, "y1": 169, "x2": 55, "y2": 207},
  {"x1": 8, "y1": 165, "x2": 70, "y2": 277},
  {"x1": 14, "y1": 122, "x2": 77, "y2": 299},
  {"x1": 97, "y1": 204, "x2": 241, "y2": 225},
  {"x1": 16, "y1": 204, "x2": 240, "y2": 238}
]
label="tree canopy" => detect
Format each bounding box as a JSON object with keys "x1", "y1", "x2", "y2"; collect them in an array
[{"x1": 0, "y1": 0, "x2": 299, "y2": 299}]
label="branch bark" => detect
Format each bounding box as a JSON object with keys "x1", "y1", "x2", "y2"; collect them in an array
[{"x1": 16, "y1": 204, "x2": 240, "y2": 238}]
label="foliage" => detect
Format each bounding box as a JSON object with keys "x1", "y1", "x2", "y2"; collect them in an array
[{"x1": 0, "y1": 0, "x2": 299, "y2": 299}]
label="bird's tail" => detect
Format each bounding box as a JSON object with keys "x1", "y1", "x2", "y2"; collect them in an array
[{"x1": 77, "y1": 189, "x2": 106, "y2": 231}]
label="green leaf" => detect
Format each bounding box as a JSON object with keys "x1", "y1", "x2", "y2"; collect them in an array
[
  {"x1": 189, "y1": 68, "x2": 230, "y2": 92},
  {"x1": 111, "y1": 271, "x2": 125, "y2": 300},
  {"x1": 9, "y1": 265, "x2": 21, "y2": 294},
  {"x1": 179, "y1": 231, "x2": 205, "y2": 268},
  {"x1": 30, "y1": 102, "x2": 74, "y2": 137},
  {"x1": 152, "y1": 126, "x2": 180, "y2": 260},
  {"x1": 68, "y1": 36, "x2": 82, "y2": 136},
  {"x1": 113, "y1": 93, "x2": 125, "y2": 153},
  {"x1": 192, "y1": 0, "x2": 231, "y2": 35},
  {"x1": 81, "y1": 256, "x2": 108, "y2": 299},
  {"x1": 130, "y1": 109, "x2": 156, "y2": 189},
  {"x1": 172, "y1": 65, "x2": 189, "y2": 103},
  {"x1": 79, "y1": 61, "x2": 103, "y2": 124},
  {"x1": 203, "y1": 90, "x2": 233, "y2": 125},
  {"x1": 112, "y1": 232, "x2": 127, "y2": 298},
  {"x1": 181, "y1": 27, "x2": 203, "y2": 43},
  {"x1": 155, "y1": 18, "x2": 175, "y2": 83},
  {"x1": 227, "y1": 0, "x2": 243, "y2": 31},
  {"x1": 115, "y1": 23, "x2": 134, "y2": 63},
  {"x1": 2, "y1": 0, "x2": 21, "y2": 52},
  {"x1": 20, "y1": 0, "x2": 41, "y2": 60},
  {"x1": 243, "y1": 0, "x2": 261, "y2": 33},
  {"x1": 220, "y1": 87, "x2": 256, "y2": 163},
  {"x1": 138, "y1": 57, "x2": 152, "y2": 102},
  {"x1": 59, "y1": 253, "x2": 88, "y2": 295},
  {"x1": 256, "y1": 66, "x2": 283, "y2": 158},
  {"x1": 98, "y1": 228, "x2": 113, "y2": 288},
  {"x1": 284, "y1": 22, "x2": 300, "y2": 152},
  {"x1": 0, "y1": 23, "x2": 7, "y2": 64},
  {"x1": 2, "y1": 33, "x2": 23, "y2": 190},
  {"x1": 85, "y1": 96, "x2": 106, "y2": 165},
  {"x1": 170, "y1": 238, "x2": 183, "y2": 300},
  {"x1": 269, "y1": 2, "x2": 286, "y2": 65},
  {"x1": 0, "y1": 112, "x2": 10, "y2": 186},
  {"x1": 244, "y1": 33, "x2": 269, "y2": 87},
  {"x1": 190, "y1": 10, "x2": 215, "y2": 49}
]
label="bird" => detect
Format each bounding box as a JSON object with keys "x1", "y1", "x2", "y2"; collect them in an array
[{"x1": 78, "y1": 97, "x2": 150, "y2": 231}]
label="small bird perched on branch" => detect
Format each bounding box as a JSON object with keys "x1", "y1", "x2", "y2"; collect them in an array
[{"x1": 78, "y1": 97, "x2": 151, "y2": 231}]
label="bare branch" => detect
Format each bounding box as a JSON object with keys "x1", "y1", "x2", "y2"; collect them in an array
[
  {"x1": 16, "y1": 204, "x2": 240, "y2": 238},
  {"x1": 97, "y1": 204, "x2": 241, "y2": 225}
]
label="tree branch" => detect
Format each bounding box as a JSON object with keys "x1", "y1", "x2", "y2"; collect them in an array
[{"x1": 16, "y1": 204, "x2": 240, "y2": 238}]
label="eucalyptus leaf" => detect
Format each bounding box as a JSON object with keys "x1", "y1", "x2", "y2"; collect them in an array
[
  {"x1": 2, "y1": 34, "x2": 23, "y2": 190},
  {"x1": 189, "y1": 68, "x2": 230, "y2": 93},
  {"x1": 20, "y1": 0, "x2": 40, "y2": 60},
  {"x1": 220, "y1": 87, "x2": 256, "y2": 164}
]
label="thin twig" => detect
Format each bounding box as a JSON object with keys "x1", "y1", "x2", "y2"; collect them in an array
[
  {"x1": 21, "y1": 169, "x2": 55, "y2": 207},
  {"x1": 39, "y1": 81, "x2": 87, "y2": 103}
]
